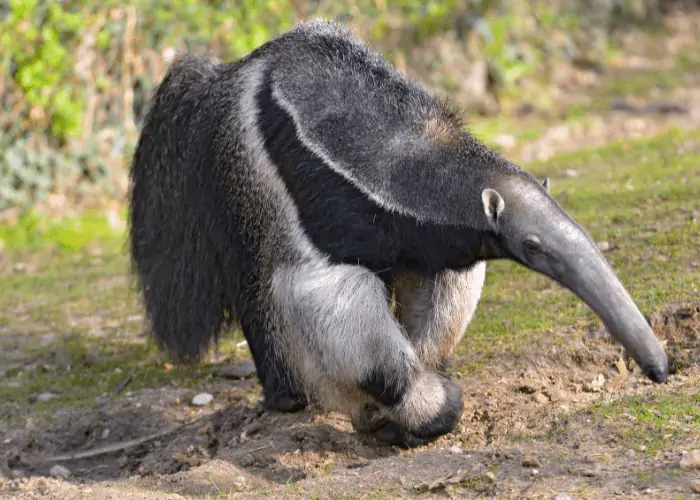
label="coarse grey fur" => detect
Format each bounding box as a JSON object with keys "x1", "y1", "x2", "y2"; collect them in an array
[{"x1": 128, "y1": 19, "x2": 668, "y2": 449}]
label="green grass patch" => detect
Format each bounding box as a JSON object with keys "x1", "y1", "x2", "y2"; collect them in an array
[
  {"x1": 0, "y1": 207, "x2": 126, "y2": 253},
  {"x1": 585, "y1": 387, "x2": 700, "y2": 455},
  {"x1": 0, "y1": 247, "x2": 247, "y2": 417}
]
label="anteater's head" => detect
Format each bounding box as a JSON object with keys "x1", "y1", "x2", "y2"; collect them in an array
[{"x1": 478, "y1": 172, "x2": 668, "y2": 384}]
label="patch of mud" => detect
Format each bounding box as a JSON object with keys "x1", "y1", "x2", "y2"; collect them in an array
[{"x1": 1, "y1": 303, "x2": 698, "y2": 499}]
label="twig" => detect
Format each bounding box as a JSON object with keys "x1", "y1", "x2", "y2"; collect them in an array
[
  {"x1": 39, "y1": 415, "x2": 209, "y2": 463},
  {"x1": 246, "y1": 443, "x2": 272, "y2": 453},
  {"x1": 112, "y1": 366, "x2": 136, "y2": 397}
]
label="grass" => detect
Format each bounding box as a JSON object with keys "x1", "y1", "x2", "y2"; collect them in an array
[
  {"x1": 0, "y1": 207, "x2": 127, "y2": 253},
  {"x1": 0, "y1": 237, "x2": 248, "y2": 419},
  {"x1": 585, "y1": 383, "x2": 700, "y2": 456}
]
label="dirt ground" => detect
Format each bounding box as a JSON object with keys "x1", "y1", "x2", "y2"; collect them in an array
[
  {"x1": 2, "y1": 13, "x2": 700, "y2": 500},
  {"x1": 1, "y1": 304, "x2": 698, "y2": 499}
]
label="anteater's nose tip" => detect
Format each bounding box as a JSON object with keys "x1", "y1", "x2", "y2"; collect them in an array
[{"x1": 643, "y1": 355, "x2": 669, "y2": 384}]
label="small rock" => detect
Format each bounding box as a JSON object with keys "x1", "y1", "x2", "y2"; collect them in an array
[
  {"x1": 581, "y1": 468, "x2": 599, "y2": 477},
  {"x1": 38, "y1": 333, "x2": 57, "y2": 346},
  {"x1": 243, "y1": 421, "x2": 263, "y2": 436},
  {"x1": 584, "y1": 373, "x2": 605, "y2": 392},
  {"x1": 690, "y1": 480, "x2": 700, "y2": 493},
  {"x1": 553, "y1": 494, "x2": 573, "y2": 500},
  {"x1": 531, "y1": 468, "x2": 539, "y2": 477},
  {"x1": 191, "y1": 393, "x2": 214, "y2": 407},
  {"x1": 565, "y1": 169, "x2": 578, "y2": 177},
  {"x1": 484, "y1": 471, "x2": 497, "y2": 482},
  {"x1": 597, "y1": 241, "x2": 611, "y2": 252},
  {"x1": 533, "y1": 392, "x2": 549, "y2": 404},
  {"x1": 36, "y1": 392, "x2": 58, "y2": 402},
  {"x1": 218, "y1": 361, "x2": 257, "y2": 379},
  {"x1": 522, "y1": 455, "x2": 540, "y2": 468},
  {"x1": 101, "y1": 428, "x2": 111, "y2": 440},
  {"x1": 680, "y1": 449, "x2": 700, "y2": 469},
  {"x1": 448, "y1": 445, "x2": 463, "y2": 454},
  {"x1": 49, "y1": 465, "x2": 71, "y2": 479},
  {"x1": 10, "y1": 470, "x2": 24, "y2": 479}
]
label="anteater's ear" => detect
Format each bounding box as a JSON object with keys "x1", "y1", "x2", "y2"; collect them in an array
[
  {"x1": 542, "y1": 176, "x2": 551, "y2": 193},
  {"x1": 481, "y1": 188, "x2": 505, "y2": 229}
]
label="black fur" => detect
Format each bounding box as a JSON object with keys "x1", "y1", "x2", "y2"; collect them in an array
[
  {"x1": 256, "y1": 68, "x2": 491, "y2": 276},
  {"x1": 358, "y1": 369, "x2": 410, "y2": 407},
  {"x1": 252, "y1": 23, "x2": 532, "y2": 228}
]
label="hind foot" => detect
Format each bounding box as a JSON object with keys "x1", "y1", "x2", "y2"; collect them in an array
[
  {"x1": 262, "y1": 374, "x2": 308, "y2": 413},
  {"x1": 263, "y1": 390, "x2": 308, "y2": 412}
]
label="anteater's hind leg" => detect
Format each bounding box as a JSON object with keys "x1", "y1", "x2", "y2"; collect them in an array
[{"x1": 237, "y1": 302, "x2": 308, "y2": 413}]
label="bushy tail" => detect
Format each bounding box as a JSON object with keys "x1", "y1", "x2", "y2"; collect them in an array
[{"x1": 128, "y1": 54, "x2": 232, "y2": 362}]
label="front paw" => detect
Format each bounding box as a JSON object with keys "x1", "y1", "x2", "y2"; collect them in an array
[{"x1": 370, "y1": 419, "x2": 430, "y2": 449}]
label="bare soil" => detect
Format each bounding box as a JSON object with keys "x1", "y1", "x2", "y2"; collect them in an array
[{"x1": 1, "y1": 303, "x2": 698, "y2": 499}]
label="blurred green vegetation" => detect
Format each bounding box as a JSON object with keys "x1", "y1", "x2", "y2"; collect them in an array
[{"x1": 0, "y1": 0, "x2": 687, "y2": 211}]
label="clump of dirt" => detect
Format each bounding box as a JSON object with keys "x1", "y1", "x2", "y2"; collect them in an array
[
  {"x1": 1, "y1": 302, "x2": 698, "y2": 499},
  {"x1": 647, "y1": 303, "x2": 700, "y2": 373}
]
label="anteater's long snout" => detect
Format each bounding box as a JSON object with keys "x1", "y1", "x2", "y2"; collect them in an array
[{"x1": 560, "y1": 244, "x2": 668, "y2": 383}]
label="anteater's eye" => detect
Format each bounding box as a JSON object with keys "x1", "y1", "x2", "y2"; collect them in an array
[{"x1": 523, "y1": 236, "x2": 541, "y2": 254}]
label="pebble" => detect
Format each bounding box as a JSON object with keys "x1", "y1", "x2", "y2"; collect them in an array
[
  {"x1": 49, "y1": 465, "x2": 71, "y2": 479},
  {"x1": 218, "y1": 361, "x2": 257, "y2": 379},
  {"x1": 447, "y1": 445, "x2": 463, "y2": 454},
  {"x1": 484, "y1": 471, "x2": 497, "y2": 482},
  {"x1": 533, "y1": 392, "x2": 549, "y2": 404},
  {"x1": 553, "y1": 494, "x2": 573, "y2": 500},
  {"x1": 101, "y1": 428, "x2": 111, "y2": 439},
  {"x1": 680, "y1": 449, "x2": 700, "y2": 469},
  {"x1": 522, "y1": 455, "x2": 540, "y2": 468},
  {"x1": 690, "y1": 480, "x2": 700, "y2": 493},
  {"x1": 243, "y1": 421, "x2": 263, "y2": 436},
  {"x1": 531, "y1": 468, "x2": 539, "y2": 477},
  {"x1": 36, "y1": 392, "x2": 58, "y2": 402},
  {"x1": 584, "y1": 373, "x2": 605, "y2": 392},
  {"x1": 597, "y1": 240, "x2": 611, "y2": 252},
  {"x1": 191, "y1": 393, "x2": 214, "y2": 406}
]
